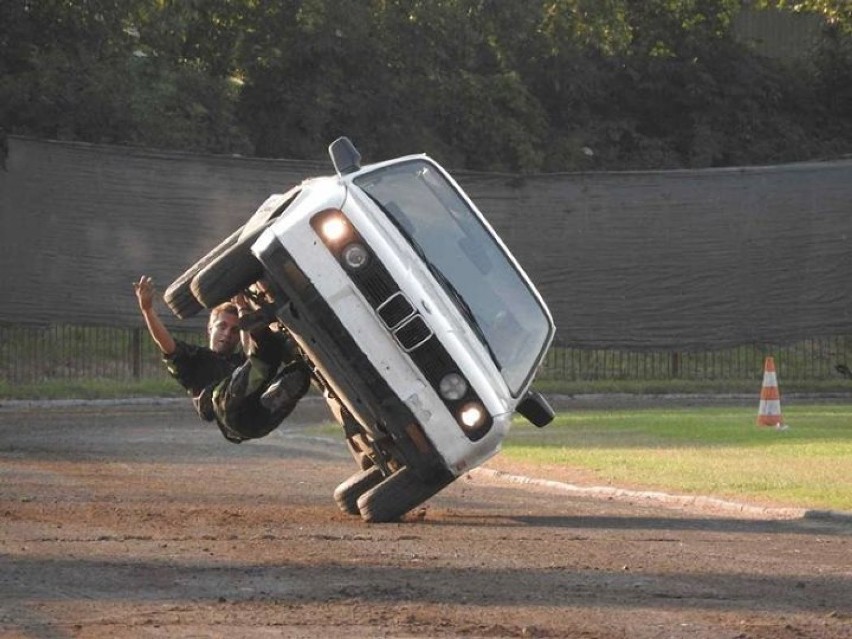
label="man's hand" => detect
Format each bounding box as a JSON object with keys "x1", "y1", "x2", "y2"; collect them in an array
[
  {"x1": 232, "y1": 292, "x2": 253, "y2": 314},
  {"x1": 134, "y1": 274, "x2": 177, "y2": 356},
  {"x1": 134, "y1": 275, "x2": 156, "y2": 312}
]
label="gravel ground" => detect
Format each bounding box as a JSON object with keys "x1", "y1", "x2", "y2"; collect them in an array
[{"x1": 1, "y1": 399, "x2": 850, "y2": 638}]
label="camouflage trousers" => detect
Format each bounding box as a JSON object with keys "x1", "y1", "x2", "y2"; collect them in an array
[{"x1": 210, "y1": 334, "x2": 310, "y2": 444}]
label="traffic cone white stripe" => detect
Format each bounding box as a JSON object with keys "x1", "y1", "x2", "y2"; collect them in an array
[
  {"x1": 758, "y1": 399, "x2": 781, "y2": 415},
  {"x1": 757, "y1": 356, "x2": 786, "y2": 428}
]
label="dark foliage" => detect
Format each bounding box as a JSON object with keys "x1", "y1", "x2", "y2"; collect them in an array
[{"x1": 0, "y1": 1, "x2": 849, "y2": 171}]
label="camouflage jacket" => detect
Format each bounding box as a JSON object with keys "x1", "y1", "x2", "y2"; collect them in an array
[{"x1": 163, "y1": 340, "x2": 245, "y2": 398}]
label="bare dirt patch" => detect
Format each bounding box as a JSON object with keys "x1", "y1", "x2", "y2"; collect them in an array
[{"x1": 1, "y1": 401, "x2": 850, "y2": 638}]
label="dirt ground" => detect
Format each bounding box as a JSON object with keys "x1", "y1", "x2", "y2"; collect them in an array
[{"x1": 1, "y1": 399, "x2": 850, "y2": 639}]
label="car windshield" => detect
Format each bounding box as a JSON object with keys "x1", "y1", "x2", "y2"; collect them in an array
[{"x1": 354, "y1": 159, "x2": 552, "y2": 395}]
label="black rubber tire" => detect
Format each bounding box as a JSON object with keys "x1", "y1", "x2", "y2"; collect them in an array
[
  {"x1": 164, "y1": 225, "x2": 244, "y2": 319},
  {"x1": 333, "y1": 466, "x2": 384, "y2": 516},
  {"x1": 189, "y1": 222, "x2": 271, "y2": 310},
  {"x1": 356, "y1": 466, "x2": 453, "y2": 523}
]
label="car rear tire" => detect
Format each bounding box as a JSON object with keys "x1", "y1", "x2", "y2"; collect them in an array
[
  {"x1": 189, "y1": 222, "x2": 272, "y2": 309},
  {"x1": 164, "y1": 225, "x2": 244, "y2": 319},
  {"x1": 333, "y1": 466, "x2": 385, "y2": 516},
  {"x1": 356, "y1": 466, "x2": 453, "y2": 523}
]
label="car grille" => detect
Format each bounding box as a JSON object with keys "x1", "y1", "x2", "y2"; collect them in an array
[
  {"x1": 353, "y1": 260, "x2": 398, "y2": 307},
  {"x1": 349, "y1": 259, "x2": 450, "y2": 388},
  {"x1": 394, "y1": 315, "x2": 432, "y2": 352},
  {"x1": 406, "y1": 333, "x2": 455, "y2": 383},
  {"x1": 377, "y1": 292, "x2": 415, "y2": 328}
]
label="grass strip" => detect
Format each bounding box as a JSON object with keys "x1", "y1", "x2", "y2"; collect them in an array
[{"x1": 503, "y1": 405, "x2": 852, "y2": 512}]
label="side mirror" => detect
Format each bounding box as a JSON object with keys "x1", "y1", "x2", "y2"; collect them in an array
[
  {"x1": 516, "y1": 390, "x2": 554, "y2": 428},
  {"x1": 329, "y1": 136, "x2": 362, "y2": 176}
]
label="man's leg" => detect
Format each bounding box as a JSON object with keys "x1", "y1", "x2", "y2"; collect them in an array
[{"x1": 212, "y1": 329, "x2": 308, "y2": 442}]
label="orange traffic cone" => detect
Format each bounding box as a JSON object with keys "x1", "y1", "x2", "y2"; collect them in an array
[{"x1": 757, "y1": 356, "x2": 787, "y2": 429}]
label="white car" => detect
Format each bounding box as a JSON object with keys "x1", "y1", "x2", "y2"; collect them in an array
[{"x1": 165, "y1": 138, "x2": 555, "y2": 522}]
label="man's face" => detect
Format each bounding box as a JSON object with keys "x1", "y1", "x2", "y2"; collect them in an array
[{"x1": 208, "y1": 311, "x2": 240, "y2": 354}]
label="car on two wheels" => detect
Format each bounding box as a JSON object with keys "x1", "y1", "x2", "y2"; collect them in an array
[{"x1": 165, "y1": 137, "x2": 555, "y2": 522}]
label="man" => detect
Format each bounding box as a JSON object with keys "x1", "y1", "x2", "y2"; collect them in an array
[
  {"x1": 133, "y1": 275, "x2": 310, "y2": 443},
  {"x1": 134, "y1": 275, "x2": 244, "y2": 396}
]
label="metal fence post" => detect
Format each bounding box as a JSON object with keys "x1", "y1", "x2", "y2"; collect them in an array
[{"x1": 131, "y1": 327, "x2": 142, "y2": 379}]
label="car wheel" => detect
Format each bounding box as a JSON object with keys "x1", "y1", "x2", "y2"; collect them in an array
[
  {"x1": 189, "y1": 221, "x2": 271, "y2": 309},
  {"x1": 164, "y1": 225, "x2": 244, "y2": 319},
  {"x1": 356, "y1": 466, "x2": 453, "y2": 523},
  {"x1": 333, "y1": 466, "x2": 384, "y2": 516}
]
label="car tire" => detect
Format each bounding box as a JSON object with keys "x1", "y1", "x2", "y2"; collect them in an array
[
  {"x1": 189, "y1": 222, "x2": 272, "y2": 309},
  {"x1": 164, "y1": 225, "x2": 244, "y2": 319},
  {"x1": 333, "y1": 466, "x2": 384, "y2": 516},
  {"x1": 356, "y1": 466, "x2": 453, "y2": 523}
]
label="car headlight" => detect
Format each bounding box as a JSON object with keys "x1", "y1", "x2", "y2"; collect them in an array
[
  {"x1": 459, "y1": 402, "x2": 487, "y2": 430},
  {"x1": 439, "y1": 373, "x2": 468, "y2": 401},
  {"x1": 341, "y1": 242, "x2": 370, "y2": 270},
  {"x1": 320, "y1": 214, "x2": 349, "y2": 242}
]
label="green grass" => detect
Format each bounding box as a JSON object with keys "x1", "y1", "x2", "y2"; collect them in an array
[
  {"x1": 532, "y1": 378, "x2": 852, "y2": 396},
  {"x1": 503, "y1": 405, "x2": 852, "y2": 512},
  {"x1": 0, "y1": 378, "x2": 185, "y2": 400}
]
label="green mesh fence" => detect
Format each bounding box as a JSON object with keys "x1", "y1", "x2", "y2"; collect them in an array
[{"x1": 2, "y1": 323, "x2": 850, "y2": 385}]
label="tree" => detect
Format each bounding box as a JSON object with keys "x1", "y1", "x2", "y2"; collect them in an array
[
  {"x1": 235, "y1": 0, "x2": 549, "y2": 170},
  {"x1": 1, "y1": 0, "x2": 849, "y2": 169},
  {"x1": 756, "y1": 0, "x2": 852, "y2": 34},
  {"x1": 0, "y1": 0, "x2": 250, "y2": 152}
]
